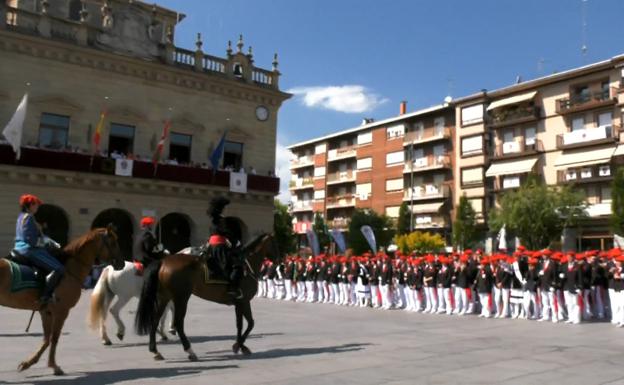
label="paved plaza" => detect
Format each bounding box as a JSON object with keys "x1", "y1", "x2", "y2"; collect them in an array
[{"x1": 0, "y1": 293, "x2": 623, "y2": 385}]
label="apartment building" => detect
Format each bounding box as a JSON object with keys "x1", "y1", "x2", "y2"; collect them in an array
[
  {"x1": 288, "y1": 102, "x2": 455, "y2": 243},
  {"x1": 289, "y1": 54, "x2": 624, "y2": 250}
]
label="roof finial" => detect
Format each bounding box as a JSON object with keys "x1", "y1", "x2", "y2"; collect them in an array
[
  {"x1": 79, "y1": 0, "x2": 89, "y2": 23},
  {"x1": 226, "y1": 40, "x2": 232, "y2": 56},
  {"x1": 195, "y1": 32, "x2": 203, "y2": 51},
  {"x1": 272, "y1": 53, "x2": 279, "y2": 71},
  {"x1": 247, "y1": 45, "x2": 253, "y2": 58},
  {"x1": 237, "y1": 34, "x2": 244, "y2": 53}
]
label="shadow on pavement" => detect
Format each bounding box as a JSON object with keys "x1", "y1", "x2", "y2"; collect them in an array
[
  {"x1": 109, "y1": 332, "x2": 284, "y2": 349},
  {"x1": 195, "y1": 342, "x2": 372, "y2": 362}
]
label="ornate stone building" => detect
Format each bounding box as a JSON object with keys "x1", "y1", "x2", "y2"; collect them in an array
[{"x1": 0, "y1": 0, "x2": 291, "y2": 256}]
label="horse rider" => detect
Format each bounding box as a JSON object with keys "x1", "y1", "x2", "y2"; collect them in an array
[
  {"x1": 133, "y1": 216, "x2": 163, "y2": 275},
  {"x1": 13, "y1": 194, "x2": 64, "y2": 305},
  {"x1": 204, "y1": 197, "x2": 244, "y2": 299}
]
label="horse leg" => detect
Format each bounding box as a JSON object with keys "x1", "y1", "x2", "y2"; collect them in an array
[
  {"x1": 18, "y1": 311, "x2": 51, "y2": 372},
  {"x1": 157, "y1": 306, "x2": 168, "y2": 341},
  {"x1": 167, "y1": 302, "x2": 176, "y2": 335},
  {"x1": 47, "y1": 309, "x2": 69, "y2": 376},
  {"x1": 109, "y1": 295, "x2": 130, "y2": 341},
  {"x1": 149, "y1": 302, "x2": 168, "y2": 361},
  {"x1": 239, "y1": 301, "x2": 255, "y2": 355},
  {"x1": 99, "y1": 297, "x2": 112, "y2": 346},
  {"x1": 172, "y1": 295, "x2": 196, "y2": 361},
  {"x1": 232, "y1": 303, "x2": 243, "y2": 354}
]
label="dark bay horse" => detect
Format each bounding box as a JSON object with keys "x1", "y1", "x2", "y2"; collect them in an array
[
  {"x1": 135, "y1": 233, "x2": 278, "y2": 361},
  {"x1": 0, "y1": 225, "x2": 125, "y2": 375}
]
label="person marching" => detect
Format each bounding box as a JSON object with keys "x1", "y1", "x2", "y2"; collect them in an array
[
  {"x1": 476, "y1": 257, "x2": 494, "y2": 318},
  {"x1": 454, "y1": 255, "x2": 470, "y2": 315},
  {"x1": 522, "y1": 258, "x2": 540, "y2": 319},
  {"x1": 379, "y1": 255, "x2": 393, "y2": 310},
  {"x1": 560, "y1": 252, "x2": 582, "y2": 324},
  {"x1": 538, "y1": 249, "x2": 558, "y2": 323},
  {"x1": 423, "y1": 255, "x2": 438, "y2": 313}
]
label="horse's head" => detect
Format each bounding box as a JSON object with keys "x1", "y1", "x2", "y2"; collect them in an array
[
  {"x1": 97, "y1": 224, "x2": 125, "y2": 270},
  {"x1": 243, "y1": 233, "x2": 280, "y2": 271}
]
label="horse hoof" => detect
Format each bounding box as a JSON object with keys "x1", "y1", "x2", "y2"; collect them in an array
[
  {"x1": 188, "y1": 353, "x2": 198, "y2": 362},
  {"x1": 241, "y1": 345, "x2": 252, "y2": 356},
  {"x1": 116, "y1": 333, "x2": 124, "y2": 341},
  {"x1": 232, "y1": 342, "x2": 240, "y2": 354},
  {"x1": 153, "y1": 353, "x2": 164, "y2": 361},
  {"x1": 53, "y1": 366, "x2": 65, "y2": 376},
  {"x1": 160, "y1": 335, "x2": 169, "y2": 342},
  {"x1": 17, "y1": 362, "x2": 30, "y2": 372},
  {"x1": 102, "y1": 339, "x2": 112, "y2": 346}
]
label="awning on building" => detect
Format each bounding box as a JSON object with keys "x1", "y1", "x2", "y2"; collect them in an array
[
  {"x1": 613, "y1": 144, "x2": 624, "y2": 157},
  {"x1": 486, "y1": 91, "x2": 538, "y2": 111},
  {"x1": 485, "y1": 157, "x2": 539, "y2": 177},
  {"x1": 410, "y1": 202, "x2": 444, "y2": 214},
  {"x1": 554, "y1": 146, "x2": 616, "y2": 169}
]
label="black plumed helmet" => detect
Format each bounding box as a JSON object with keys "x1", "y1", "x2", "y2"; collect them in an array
[{"x1": 209, "y1": 197, "x2": 230, "y2": 225}]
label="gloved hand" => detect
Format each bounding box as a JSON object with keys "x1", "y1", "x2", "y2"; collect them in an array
[
  {"x1": 153, "y1": 243, "x2": 164, "y2": 253},
  {"x1": 42, "y1": 236, "x2": 61, "y2": 249}
]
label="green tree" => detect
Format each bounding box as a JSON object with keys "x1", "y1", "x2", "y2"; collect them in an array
[
  {"x1": 396, "y1": 201, "x2": 411, "y2": 235},
  {"x1": 452, "y1": 195, "x2": 478, "y2": 251},
  {"x1": 488, "y1": 176, "x2": 586, "y2": 250},
  {"x1": 347, "y1": 209, "x2": 395, "y2": 254},
  {"x1": 611, "y1": 167, "x2": 624, "y2": 234},
  {"x1": 273, "y1": 200, "x2": 296, "y2": 257},
  {"x1": 394, "y1": 231, "x2": 445, "y2": 254},
  {"x1": 312, "y1": 212, "x2": 330, "y2": 251}
]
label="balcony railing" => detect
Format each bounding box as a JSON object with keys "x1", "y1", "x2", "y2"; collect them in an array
[
  {"x1": 327, "y1": 146, "x2": 357, "y2": 161},
  {"x1": 556, "y1": 125, "x2": 617, "y2": 149},
  {"x1": 491, "y1": 139, "x2": 544, "y2": 159},
  {"x1": 0, "y1": 145, "x2": 279, "y2": 193},
  {"x1": 404, "y1": 154, "x2": 451, "y2": 173},
  {"x1": 585, "y1": 202, "x2": 611, "y2": 218},
  {"x1": 326, "y1": 170, "x2": 356, "y2": 184},
  {"x1": 413, "y1": 214, "x2": 447, "y2": 229},
  {"x1": 289, "y1": 176, "x2": 314, "y2": 189},
  {"x1": 326, "y1": 194, "x2": 356, "y2": 208},
  {"x1": 555, "y1": 88, "x2": 616, "y2": 114},
  {"x1": 488, "y1": 106, "x2": 540, "y2": 128},
  {"x1": 493, "y1": 175, "x2": 527, "y2": 191},
  {"x1": 557, "y1": 164, "x2": 613, "y2": 184},
  {"x1": 293, "y1": 221, "x2": 312, "y2": 234},
  {"x1": 328, "y1": 218, "x2": 351, "y2": 229},
  {"x1": 403, "y1": 127, "x2": 451, "y2": 145},
  {"x1": 292, "y1": 201, "x2": 313, "y2": 212},
  {"x1": 290, "y1": 155, "x2": 314, "y2": 169},
  {"x1": 403, "y1": 184, "x2": 450, "y2": 201}
]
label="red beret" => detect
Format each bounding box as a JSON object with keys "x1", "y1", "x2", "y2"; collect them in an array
[
  {"x1": 140, "y1": 216, "x2": 156, "y2": 227},
  {"x1": 19, "y1": 194, "x2": 43, "y2": 207}
]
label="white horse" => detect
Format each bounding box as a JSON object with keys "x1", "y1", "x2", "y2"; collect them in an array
[{"x1": 88, "y1": 261, "x2": 175, "y2": 345}]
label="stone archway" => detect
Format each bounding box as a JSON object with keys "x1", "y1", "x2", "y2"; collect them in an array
[
  {"x1": 92, "y1": 209, "x2": 134, "y2": 260},
  {"x1": 156, "y1": 213, "x2": 194, "y2": 254},
  {"x1": 35, "y1": 204, "x2": 70, "y2": 247},
  {"x1": 224, "y1": 216, "x2": 249, "y2": 245}
]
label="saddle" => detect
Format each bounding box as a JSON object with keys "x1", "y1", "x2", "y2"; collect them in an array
[
  {"x1": 6, "y1": 250, "x2": 45, "y2": 281},
  {"x1": 4, "y1": 251, "x2": 46, "y2": 292}
]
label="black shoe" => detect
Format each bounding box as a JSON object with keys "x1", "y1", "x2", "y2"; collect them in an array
[
  {"x1": 40, "y1": 271, "x2": 63, "y2": 305},
  {"x1": 228, "y1": 288, "x2": 243, "y2": 300}
]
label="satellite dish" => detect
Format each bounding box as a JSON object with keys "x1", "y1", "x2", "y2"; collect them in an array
[{"x1": 444, "y1": 96, "x2": 453, "y2": 104}]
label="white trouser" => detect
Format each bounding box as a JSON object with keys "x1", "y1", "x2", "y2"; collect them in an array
[
  {"x1": 555, "y1": 289, "x2": 567, "y2": 320},
  {"x1": 467, "y1": 289, "x2": 476, "y2": 313},
  {"x1": 305, "y1": 281, "x2": 316, "y2": 302},
  {"x1": 492, "y1": 286, "x2": 502, "y2": 315},
  {"x1": 564, "y1": 291, "x2": 580, "y2": 324},
  {"x1": 267, "y1": 280, "x2": 275, "y2": 299},
  {"x1": 396, "y1": 284, "x2": 406, "y2": 309},
  {"x1": 331, "y1": 283, "x2": 339, "y2": 304},
  {"x1": 523, "y1": 291, "x2": 538, "y2": 319},
  {"x1": 380, "y1": 284, "x2": 391, "y2": 309},
  {"x1": 414, "y1": 288, "x2": 424, "y2": 311},
  {"x1": 296, "y1": 281, "x2": 306, "y2": 301},
  {"x1": 479, "y1": 292, "x2": 491, "y2": 317},
  {"x1": 284, "y1": 279, "x2": 293, "y2": 300},
  {"x1": 424, "y1": 286, "x2": 437, "y2": 312},
  {"x1": 274, "y1": 279, "x2": 284, "y2": 299},
  {"x1": 614, "y1": 290, "x2": 624, "y2": 325},
  {"x1": 258, "y1": 279, "x2": 267, "y2": 297},
  {"x1": 592, "y1": 286, "x2": 605, "y2": 319},
  {"x1": 453, "y1": 287, "x2": 468, "y2": 314},
  {"x1": 501, "y1": 288, "x2": 510, "y2": 317},
  {"x1": 338, "y1": 282, "x2": 348, "y2": 305},
  {"x1": 317, "y1": 281, "x2": 325, "y2": 303},
  {"x1": 541, "y1": 289, "x2": 554, "y2": 320},
  {"x1": 323, "y1": 281, "x2": 330, "y2": 303},
  {"x1": 436, "y1": 287, "x2": 446, "y2": 313},
  {"x1": 405, "y1": 287, "x2": 414, "y2": 310},
  {"x1": 371, "y1": 285, "x2": 380, "y2": 307},
  {"x1": 348, "y1": 282, "x2": 356, "y2": 305},
  {"x1": 582, "y1": 289, "x2": 592, "y2": 319},
  {"x1": 443, "y1": 288, "x2": 453, "y2": 314}
]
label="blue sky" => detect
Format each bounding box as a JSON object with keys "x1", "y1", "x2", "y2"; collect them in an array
[{"x1": 157, "y1": 0, "x2": 623, "y2": 200}]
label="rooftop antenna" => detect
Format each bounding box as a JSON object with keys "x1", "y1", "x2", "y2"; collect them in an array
[
  {"x1": 446, "y1": 77, "x2": 454, "y2": 98},
  {"x1": 581, "y1": 0, "x2": 588, "y2": 61},
  {"x1": 537, "y1": 57, "x2": 546, "y2": 76}
]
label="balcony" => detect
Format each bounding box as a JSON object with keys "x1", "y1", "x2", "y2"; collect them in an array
[
  {"x1": 327, "y1": 146, "x2": 357, "y2": 162},
  {"x1": 293, "y1": 221, "x2": 312, "y2": 234},
  {"x1": 555, "y1": 89, "x2": 617, "y2": 115},
  {"x1": 328, "y1": 217, "x2": 351, "y2": 230},
  {"x1": 492, "y1": 175, "x2": 528, "y2": 192},
  {"x1": 412, "y1": 214, "x2": 448, "y2": 229},
  {"x1": 556, "y1": 125, "x2": 617, "y2": 150},
  {"x1": 404, "y1": 155, "x2": 451, "y2": 173},
  {"x1": 490, "y1": 139, "x2": 544, "y2": 160},
  {"x1": 0, "y1": 145, "x2": 280, "y2": 194},
  {"x1": 292, "y1": 200, "x2": 313, "y2": 212},
  {"x1": 290, "y1": 155, "x2": 315, "y2": 169},
  {"x1": 557, "y1": 164, "x2": 613, "y2": 184},
  {"x1": 289, "y1": 176, "x2": 314, "y2": 190},
  {"x1": 487, "y1": 106, "x2": 541, "y2": 129},
  {"x1": 326, "y1": 194, "x2": 356, "y2": 209},
  {"x1": 326, "y1": 170, "x2": 356, "y2": 185},
  {"x1": 403, "y1": 184, "x2": 450, "y2": 201},
  {"x1": 403, "y1": 128, "x2": 451, "y2": 146},
  {"x1": 585, "y1": 202, "x2": 611, "y2": 218}
]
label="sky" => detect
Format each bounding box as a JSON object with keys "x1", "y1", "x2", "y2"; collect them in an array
[{"x1": 156, "y1": 0, "x2": 624, "y2": 201}]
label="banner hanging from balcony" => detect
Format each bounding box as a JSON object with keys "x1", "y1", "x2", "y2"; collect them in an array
[
  {"x1": 360, "y1": 225, "x2": 377, "y2": 253},
  {"x1": 330, "y1": 229, "x2": 346, "y2": 254},
  {"x1": 306, "y1": 229, "x2": 320, "y2": 256},
  {"x1": 229, "y1": 171, "x2": 248, "y2": 193},
  {"x1": 1, "y1": 93, "x2": 28, "y2": 160},
  {"x1": 115, "y1": 158, "x2": 133, "y2": 177}
]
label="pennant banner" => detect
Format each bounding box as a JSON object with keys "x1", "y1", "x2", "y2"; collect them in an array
[
  {"x1": 306, "y1": 229, "x2": 320, "y2": 256},
  {"x1": 153, "y1": 119, "x2": 170, "y2": 166},
  {"x1": 497, "y1": 225, "x2": 507, "y2": 251},
  {"x1": 93, "y1": 109, "x2": 107, "y2": 154},
  {"x1": 330, "y1": 228, "x2": 347, "y2": 254},
  {"x1": 360, "y1": 225, "x2": 377, "y2": 253},
  {"x1": 210, "y1": 131, "x2": 227, "y2": 170},
  {"x1": 115, "y1": 158, "x2": 133, "y2": 177},
  {"x1": 229, "y1": 171, "x2": 248, "y2": 193},
  {"x1": 2, "y1": 93, "x2": 28, "y2": 160}
]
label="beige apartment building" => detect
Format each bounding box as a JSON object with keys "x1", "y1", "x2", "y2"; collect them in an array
[
  {"x1": 0, "y1": 0, "x2": 290, "y2": 256},
  {"x1": 290, "y1": 54, "x2": 624, "y2": 251}
]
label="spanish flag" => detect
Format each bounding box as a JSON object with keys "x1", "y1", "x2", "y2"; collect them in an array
[
  {"x1": 93, "y1": 110, "x2": 107, "y2": 153},
  {"x1": 153, "y1": 119, "x2": 171, "y2": 166}
]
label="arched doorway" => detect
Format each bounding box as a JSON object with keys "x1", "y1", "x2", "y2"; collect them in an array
[
  {"x1": 92, "y1": 209, "x2": 134, "y2": 260},
  {"x1": 35, "y1": 204, "x2": 70, "y2": 247},
  {"x1": 224, "y1": 216, "x2": 249, "y2": 245},
  {"x1": 156, "y1": 213, "x2": 193, "y2": 254}
]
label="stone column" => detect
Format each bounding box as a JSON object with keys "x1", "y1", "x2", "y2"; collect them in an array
[{"x1": 194, "y1": 32, "x2": 203, "y2": 72}]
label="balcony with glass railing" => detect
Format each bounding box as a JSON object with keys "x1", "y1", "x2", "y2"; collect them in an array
[
  {"x1": 403, "y1": 154, "x2": 451, "y2": 173},
  {"x1": 403, "y1": 127, "x2": 451, "y2": 146},
  {"x1": 327, "y1": 146, "x2": 357, "y2": 162},
  {"x1": 490, "y1": 139, "x2": 544, "y2": 159},
  {"x1": 557, "y1": 164, "x2": 613, "y2": 184},
  {"x1": 326, "y1": 194, "x2": 356, "y2": 209},
  {"x1": 326, "y1": 170, "x2": 357, "y2": 184},
  {"x1": 403, "y1": 184, "x2": 450, "y2": 201},
  {"x1": 412, "y1": 214, "x2": 448, "y2": 229},
  {"x1": 292, "y1": 200, "x2": 314, "y2": 212},
  {"x1": 289, "y1": 176, "x2": 314, "y2": 190},
  {"x1": 290, "y1": 155, "x2": 315, "y2": 169},
  {"x1": 555, "y1": 88, "x2": 617, "y2": 114},
  {"x1": 556, "y1": 125, "x2": 617, "y2": 150}
]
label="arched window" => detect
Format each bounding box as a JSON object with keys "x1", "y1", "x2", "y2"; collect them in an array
[
  {"x1": 69, "y1": 0, "x2": 82, "y2": 21},
  {"x1": 92, "y1": 209, "x2": 135, "y2": 260}
]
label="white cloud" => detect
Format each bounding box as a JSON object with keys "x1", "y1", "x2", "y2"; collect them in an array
[
  {"x1": 287, "y1": 85, "x2": 387, "y2": 113},
  {"x1": 275, "y1": 142, "x2": 292, "y2": 204}
]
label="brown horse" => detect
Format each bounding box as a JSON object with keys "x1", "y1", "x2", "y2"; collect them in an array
[
  {"x1": 0, "y1": 225, "x2": 124, "y2": 375},
  {"x1": 135, "y1": 233, "x2": 278, "y2": 361}
]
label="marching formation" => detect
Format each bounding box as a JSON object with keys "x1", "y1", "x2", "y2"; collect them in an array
[{"x1": 257, "y1": 247, "x2": 624, "y2": 327}]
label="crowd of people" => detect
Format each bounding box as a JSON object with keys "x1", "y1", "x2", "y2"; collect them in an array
[{"x1": 257, "y1": 247, "x2": 624, "y2": 327}]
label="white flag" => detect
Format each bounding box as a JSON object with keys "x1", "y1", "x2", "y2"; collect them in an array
[
  {"x1": 2, "y1": 93, "x2": 28, "y2": 160},
  {"x1": 615, "y1": 234, "x2": 624, "y2": 249},
  {"x1": 229, "y1": 171, "x2": 247, "y2": 193},
  {"x1": 497, "y1": 225, "x2": 507, "y2": 251},
  {"x1": 115, "y1": 158, "x2": 133, "y2": 177}
]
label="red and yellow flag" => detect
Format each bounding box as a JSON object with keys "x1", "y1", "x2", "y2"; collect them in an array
[
  {"x1": 93, "y1": 109, "x2": 107, "y2": 153},
  {"x1": 153, "y1": 119, "x2": 171, "y2": 166}
]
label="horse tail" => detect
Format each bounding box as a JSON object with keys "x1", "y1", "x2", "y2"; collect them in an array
[
  {"x1": 88, "y1": 266, "x2": 113, "y2": 330},
  {"x1": 135, "y1": 260, "x2": 163, "y2": 335}
]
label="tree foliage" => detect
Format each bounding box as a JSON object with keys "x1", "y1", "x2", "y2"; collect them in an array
[
  {"x1": 611, "y1": 167, "x2": 624, "y2": 235},
  {"x1": 394, "y1": 231, "x2": 445, "y2": 254},
  {"x1": 312, "y1": 212, "x2": 330, "y2": 251},
  {"x1": 273, "y1": 200, "x2": 296, "y2": 257},
  {"x1": 347, "y1": 209, "x2": 395, "y2": 254},
  {"x1": 452, "y1": 195, "x2": 479, "y2": 251},
  {"x1": 396, "y1": 201, "x2": 411, "y2": 235},
  {"x1": 488, "y1": 175, "x2": 587, "y2": 250}
]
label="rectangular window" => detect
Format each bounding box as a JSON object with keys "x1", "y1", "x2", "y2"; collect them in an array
[
  {"x1": 598, "y1": 112, "x2": 612, "y2": 127},
  {"x1": 356, "y1": 183, "x2": 371, "y2": 200},
  {"x1": 461, "y1": 135, "x2": 483, "y2": 156},
  {"x1": 386, "y1": 150, "x2": 404, "y2": 165},
  {"x1": 434, "y1": 117, "x2": 445, "y2": 136},
  {"x1": 38, "y1": 113, "x2": 70, "y2": 149},
  {"x1": 314, "y1": 190, "x2": 325, "y2": 200},
  {"x1": 525, "y1": 127, "x2": 536, "y2": 146},
  {"x1": 169, "y1": 132, "x2": 192, "y2": 164},
  {"x1": 468, "y1": 198, "x2": 483, "y2": 214},
  {"x1": 602, "y1": 186, "x2": 612, "y2": 203},
  {"x1": 314, "y1": 166, "x2": 326, "y2": 177},
  {"x1": 502, "y1": 175, "x2": 520, "y2": 189},
  {"x1": 385, "y1": 206, "x2": 401, "y2": 218},
  {"x1": 222, "y1": 140, "x2": 242, "y2": 169},
  {"x1": 386, "y1": 124, "x2": 405, "y2": 139},
  {"x1": 599, "y1": 165, "x2": 611, "y2": 177},
  {"x1": 571, "y1": 116, "x2": 585, "y2": 131},
  {"x1": 108, "y1": 123, "x2": 135, "y2": 157},
  {"x1": 314, "y1": 143, "x2": 326, "y2": 154},
  {"x1": 461, "y1": 104, "x2": 484, "y2": 126},
  {"x1": 385, "y1": 178, "x2": 403, "y2": 192},
  {"x1": 461, "y1": 167, "x2": 483, "y2": 186},
  {"x1": 356, "y1": 157, "x2": 372, "y2": 170},
  {"x1": 357, "y1": 131, "x2": 372, "y2": 145},
  {"x1": 415, "y1": 121, "x2": 424, "y2": 140}
]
